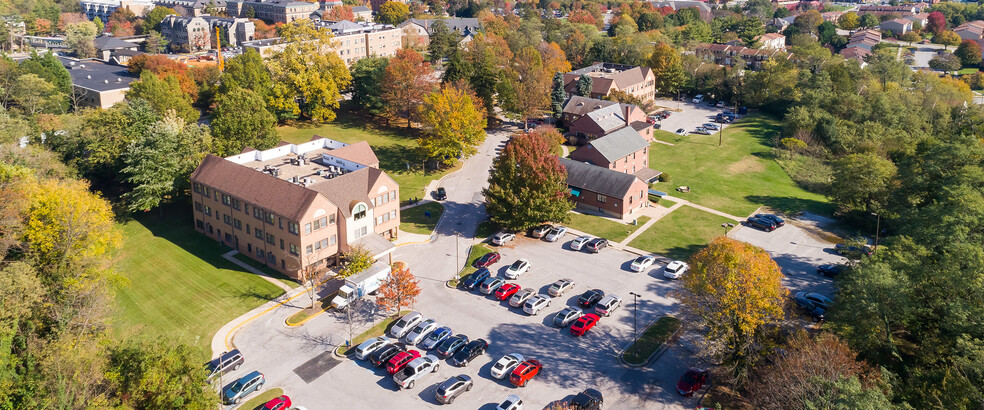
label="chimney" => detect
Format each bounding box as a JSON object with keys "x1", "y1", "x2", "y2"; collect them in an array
[{"x1": 86, "y1": 75, "x2": 91, "y2": 79}]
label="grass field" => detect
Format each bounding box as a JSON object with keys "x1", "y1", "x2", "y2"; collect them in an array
[
  {"x1": 113, "y1": 206, "x2": 285, "y2": 357},
  {"x1": 649, "y1": 116, "x2": 832, "y2": 217},
  {"x1": 232, "y1": 253, "x2": 297, "y2": 288},
  {"x1": 622, "y1": 316, "x2": 681, "y2": 365},
  {"x1": 629, "y1": 206, "x2": 735, "y2": 260},
  {"x1": 400, "y1": 202, "x2": 444, "y2": 235},
  {"x1": 277, "y1": 104, "x2": 458, "y2": 205},
  {"x1": 566, "y1": 212, "x2": 651, "y2": 243}
]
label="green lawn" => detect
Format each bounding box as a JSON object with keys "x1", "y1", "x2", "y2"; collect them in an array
[
  {"x1": 232, "y1": 253, "x2": 298, "y2": 288},
  {"x1": 400, "y1": 202, "x2": 444, "y2": 235},
  {"x1": 959, "y1": 68, "x2": 981, "y2": 75},
  {"x1": 629, "y1": 206, "x2": 735, "y2": 260},
  {"x1": 277, "y1": 104, "x2": 458, "y2": 205},
  {"x1": 237, "y1": 388, "x2": 284, "y2": 410},
  {"x1": 113, "y1": 206, "x2": 285, "y2": 357},
  {"x1": 458, "y1": 243, "x2": 495, "y2": 280},
  {"x1": 566, "y1": 212, "x2": 651, "y2": 243},
  {"x1": 622, "y1": 316, "x2": 681, "y2": 365},
  {"x1": 649, "y1": 116, "x2": 832, "y2": 217}
]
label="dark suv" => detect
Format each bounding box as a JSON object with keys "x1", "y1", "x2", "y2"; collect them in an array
[
  {"x1": 755, "y1": 213, "x2": 785, "y2": 227},
  {"x1": 746, "y1": 217, "x2": 776, "y2": 232},
  {"x1": 585, "y1": 238, "x2": 608, "y2": 253},
  {"x1": 434, "y1": 187, "x2": 447, "y2": 200},
  {"x1": 370, "y1": 342, "x2": 407, "y2": 367},
  {"x1": 452, "y1": 339, "x2": 488, "y2": 367},
  {"x1": 577, "y1": 289, "x2": 605, "y2": 308},
  {"x1": 205, "y1": 349, "x2": 245, "y2": 384},
  {"x1": 461, "y1": 268, "x2": 491, "y2": 290}
]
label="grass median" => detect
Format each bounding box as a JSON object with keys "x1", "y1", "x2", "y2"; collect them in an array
[
  {"x1": 400, "y1": 202, "x2": 445, "y2": 235},
  {"x1": 339, "y1": 310, "x2": 411, "y2": 355},
  {"x1": 237, "y1": 388, "x2": 284, "y2": 410},
  {"x1": 622, "y1": 316, "x2": 682, "y2": 365},
  {"x1": 451, "y1": 243, "x2": 495, "y2": 287},
  {"x1": 565, "y1": 212, "x2": 651, "y2": 243}
]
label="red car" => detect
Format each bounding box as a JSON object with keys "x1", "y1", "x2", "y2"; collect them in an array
[
  {"x1": 676, "y1": 368, "x2": 709, "y2": 396},
  {"x1": 262, "y1": 395, "x2": 292, "y2": 410},
  {"x1": 570, "y1": 313, "x2": 600, "y2": 336},
  {"x1": 387, "y1": 350, "x2": 421, "y2": 374},
  {"x1": 495, "y1": 284, "x2": 521, "y2": 300},
  {"x1": 509, "y1": 359, "x2": 542, "y2": 387},
  {"x1": 474, "y1": 252, "x2": 501, "y2": 268}
]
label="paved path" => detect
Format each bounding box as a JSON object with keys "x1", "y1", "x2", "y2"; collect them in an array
[
  {"x1": 221, "y1": 250, "x2": 294, "y2": 292},
  {"x1": 561, "y1": 144, "x2": 570, "y2": 157},
  {"x1": 662, "y1": 195, "x2": 744, "y2": 221},
  {"x1": 652, "y1": 138, "x2": 675, "y2": 146}
]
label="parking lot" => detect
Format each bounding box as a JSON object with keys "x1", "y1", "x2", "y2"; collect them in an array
[{"x1": 652, "y1": 98, "x2": 736, "y2": 137}]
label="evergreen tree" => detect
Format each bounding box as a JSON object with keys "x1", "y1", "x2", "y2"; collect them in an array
[
  {"x1": 350, "y1": 57, "x2": 388, "y2": 115},
  {"x1": 576, "y1": 73, "x2": 592, "y2": 97},
  {"x1": 442, "y1": 49, "x2": 472, "y2": 85},
  {"x1": 551, "y1": 72, "x2": 565, "y2": 119}
]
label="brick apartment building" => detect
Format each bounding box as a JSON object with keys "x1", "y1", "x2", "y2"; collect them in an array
[
  {"x1": 562, "y1": 96, "x2": 654, "y2": 145},
  {"x1": 568, "y1": 127, "x2": 661, "y2": 183},
  {"x1": 190, "y1": 137, "x2": 400, "y2": 278},
  {"x1": 559, "y1": 157, "x2": 650, "y2": 220},
  {"x1": 563, "y1": 62, "x2": 656, "y2": 102}
]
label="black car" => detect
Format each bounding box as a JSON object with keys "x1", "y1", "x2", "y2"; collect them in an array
[
  {"x1": 794, "y1": 295, "x2": 826, "y2": 321},
  {"x1": 755, "y1": 214, "x2": 785, "y2": 227},
  {"x1": 577, "y1": 289, "x2": 605, "y2": 308},
  {"x1": 585, "y1": 238, "x2": 608, "y2": 253},
  {"x1": 436, "y1": 334, "x2": 469, "y2": 359},
  {"x1": 835, "y1": 243, "x2": 873, "y2": 257},
  {"x1": 817, "y1": 264, "x2": 845, "y2": 277},
  {"x1": 434, "y1": 187, "x2": 447, "y2": 200},
  {"x1": 451, "y1": 339, "x2": 488, "y2": 367},
  {"x1": 746, "y1": 217, "x2": 776, "y2": 232},
  {"x1": 369, "y1": 342, "x2": 406, "y2": 367},
  {"x1": 570, "y1": 388, "x2": 604, "y2": 410},
  {"x1": 461, "y1": 268, "x2": 491, "y2": 290}
]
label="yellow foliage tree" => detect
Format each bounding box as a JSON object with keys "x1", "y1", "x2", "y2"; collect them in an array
[
  {"x1": 267, "y1": 19, "x2": 351, "y2": 122},
  {"x1": 417, "y1": 85, "x2": 487, "y2": 166}
]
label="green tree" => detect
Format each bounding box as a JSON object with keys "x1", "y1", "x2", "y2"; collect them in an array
[
  {"x1": 498, "y1": 46, "x2": 551, "y2": 125},
  {"x1": 468, "y1": 50, "x2": 498, "y2": 116},
  {"x1": 900, "y1": 31, "x2": 921, "y2": 45},
  {"x1": 93, "y1": 16, "x2": 104, "y2": 33},
  {"x1": 141, "y1": 6, "x2": 177, "y2": 34},
  {"x1": 106, "y1": 340, "x2": 217, "y2": 409},
  {"x1": 377, "y1": 1, "x2": 410, "y2": 25},
  {"x1": 210, "y1": 88, "x2": 278, "y2": 156},
  {"x1": 794, "y1": 10, "x2": 822, "y2": 35},
  {"x1": 860, "y1": 13, "x2": 880, "y2": 29},
  {"x1": 143, "y1": 30, "x2": 169, "y2": 53},
  {"x1": 427, "y1": 20, "x2": 459, "y2": 62},
  {"x1": 350, "y1": 56, "x2": 388, "y2": 115},
  {"x1": 122, "y1": 114, "x2": 211, "y2": 212},
  {"x1": 830, "y1": 153, "x2": 897, "y2": 214},
  {"x1": 441, "y1": 49, "x2": 472, "y2": 85},
  {"x1": 933, "y1": 30, "x2": 962, "y2": 49},
  {"x1": 65, "y1": 21, "x2": 97, "y2": 58},
  {"x1": 218, "y1": 49, "x2": 272, "y2": 98},
  {"x1": 955, "y1": 39, "x2": 982, "y2": 66},
  {"x1": 11, "y1": 73, "x2": 60, "y2": 116},
  {"x1": 127, "y1": 72, "x2": 198, "y2": 123},
  {"x1": 818, "y1": 21, "x2": 837, "y2": 46},
  {"x1": 929, "y1": 53, "x2": 962, "y2": 72},
  {"x1": 838, "y1": 11, "x2": 860, "y2": 30},
  {"x1": 576, "y1": 73, "x2": 592, "y2": 97},
  {"x1": 483, "y1": 131, "x2": 572, "y2": 231},
  {"x1": 417, "y1": 85, "x2": 487, "y2": 166},
  {"x1": 550, "y1": 72, "x2": 565, "y2": 119},
  {"x1": 649, "y1": 42, "x2": 687, "y2": 95},
  {"x1": 267, "y1": 20, "x2": 351, "y2": 122}
]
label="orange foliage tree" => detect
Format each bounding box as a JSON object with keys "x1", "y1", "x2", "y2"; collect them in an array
[
  {"x1": 326, "y1": 5, "x2": 355, "y2": 21},
  {"x1": 127, "y1": 55, "x2": 199, "y2": 100},
  {"x1": 376, "y1": 262, "x2": 422, "y2": 316},
  {"x1": 381, "y1": 48, "x2": 435, "y2": 128}
]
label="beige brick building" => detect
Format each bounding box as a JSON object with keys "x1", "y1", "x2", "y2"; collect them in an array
[{"x1": 241, "y1": 20, "x2": 402, "y2": 65}]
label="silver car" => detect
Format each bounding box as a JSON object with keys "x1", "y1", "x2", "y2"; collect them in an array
[
  {"x1": 570, "y1": 235, "x2": 592, "y2": 250},
  {"x1": 553, "y1": 306, "x2": 583, "y2": 327},
  {"x1": 389, "y1": 311, "x2": 423, "y2": 339},
  {"x1": 355, "y1": 336, "x2": 391, "y2": 360},
  {"x1": 509, "y1": 288, "x2": 535, "y2": 307},
  {"x1": 492, "y1": 231, "x2": 516, "y2": 245},
  {"x1": 393, "y1": 354, "x2": 440, "y2": 389},
  {"x1": 523, "y1": 294, "x2": 552, "y2": 315},
  {"x1": 435, "y1": 374, "x2": 473, "y2": 404},
  {"x1": 404, "y1": 319, "x2": 439, "y2": 345},
  {"x1": 547, "y1": 278, "x2": 575, "y2": 297},
  {"x1": 544, "y1": 226, "x2": 567, "y2": 242}
]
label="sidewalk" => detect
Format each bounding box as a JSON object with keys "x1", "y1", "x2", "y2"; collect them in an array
[
  {"x1": 619, "y1": 202, "x2": 686, "y2": 246},
  {"x1": 662, "y1": 195, "x2": 744, "y2": 221},
  {"x1": 222, "y1": 250, "x2": 294, "y2": 293}
]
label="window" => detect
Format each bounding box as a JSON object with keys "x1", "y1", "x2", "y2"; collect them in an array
[
  {"x1": 313, "y1": 218, "x2": 321, "y2": 230},
  {"x1": 266, "y1": 233, "x2": 275, "y2": 244},
  {"x1": 320, "y1": 238, "x2": 328, "y2": 248},
  {"x1": 255, "y1": 229, "x2": 263, "y2": 239},
  {"x1": 280, "y1": 239, "x2": 284, "y2": 250},
  {"x1": 329, "y1": 214, "x2": 336, "y2": 224},
  {"x1": 278, "y1": 217, "x2": 283, "y2": 230},
  {"x1": 354, "y1": 204, "x2": 367, "y2": 220},
  {"x1": 195, "y1": 202, "x2": 203, "y2": 212},
  {"x1": 234, "y1": 219, "x2": 242, "y2": 230},
  {"x1": 265, "y1": 212, "x2": 274, "y2": 224},
  {"x1": 246, "y1": 224, "x2": 251, "y2": 234},
  {"x1": 196, "y1": 219, "x2": 204, "y2": 229},
  {"x1": 289, "y1": 243, "x2": 298, "y2": 255},
  {"x1": 267, "y1": 253, "x2": 275, "y2": 264},
  {"x1": 231, "y1": 199, "x2": 240, "y2": 210},
  {"x1": 314, "y1": 240, "x2": 322, "y2": 250},
  {"x1": 390, "y1": 210, "x2": 397, "y2": 220},
  {"x1": 244, "y1": 204, "x2": 249, "y2": 214},
  {"x1": 254, "y1": 207, "x2": 262, "y2": 220},
  {"x1": 354, "y1": 226, "x2": 367, "y2": 238},
  {"x1": 257, "y1": 249, "x2": 264, "y2": 258},
  {"x1": 306, "y1": 245, "x2": 313, "y2": 254},
  {"x1": 329, "y1": 235, "x2": 336, "y2": 245},
  {"x1": 193, "y1": 183, "x2": 201, "y2": 194},
  {"x1": 202, "y1": 186, "x2": 210, "y2": 198},
  {"x1": 221, "y1": 194, "x2": 231, "y2": 205},
  {"x1": 204, "y1": 205, "x2": 212, "y2": 216},
  {"x1": 287, "y1": 222, "x2": 298, "y2": 235},
  {"x1": 304, "y1": 223, "x2": 312, "y2": 234},
  {"x1": 597, "y1": 194, "x2": 607, "y2": 203},
  {"x1": 223, "y1": 214, "x2": 232, "y2": 225}
]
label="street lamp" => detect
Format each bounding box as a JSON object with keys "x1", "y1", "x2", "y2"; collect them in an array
[
  {"x1": 721, "y1": 222, "x2": 735, "y2": 236},
  {"x1": 628, "y1": 292, "x2": 641, "y2": 341},
  {"x1": 871, "y1": 212, "x2": 880, "y2": 251}
]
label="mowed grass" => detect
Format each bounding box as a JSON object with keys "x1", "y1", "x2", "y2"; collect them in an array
[
  {"x1": 622, "y1": 316, "x2": 681, "y2": 365},
  {"x1": 649, "y1": 116, "x2": 832, "y2": 217},
  {"x1": 237, "y1": 388, "x2": 285, "y2": 410},
  {"x1": 277, "y1": 105, "x2": 459, "y2": 205},
  {"x1": 113, "y1": 206, "x2": 285, "y2": 357},
  {"x1": 629, "y1": 206, "x2": 735, "y2": 260},
  {"x1": 565, "y1": 212, "x2": 651, "y2": 243},
  {"x1": 400, "y1": 202, "x2": 444, "y2": 235},
  {"x1": 339, "y1": 310, "x2": 411, "y2": 355}
]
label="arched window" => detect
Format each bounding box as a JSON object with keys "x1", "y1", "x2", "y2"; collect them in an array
[{"x1": 354, "y1": 204, "x2": 367, "y2": 220}]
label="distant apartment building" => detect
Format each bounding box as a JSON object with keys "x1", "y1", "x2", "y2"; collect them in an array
[
  {"x1": 563, "y1": 62, "x2": 656, "y2": 103},
  {"x1": 226, "y1": 0, "x2": 319, "y2": 23},
  {"x1": 955, "y1": 21, "x2": 984, "y2": 42},
  {"x1": 839, "y1": 29, "x2": 881, "y2": 65},
  {"x1": 160, "y1": 15, "x2": 255, "y2": 51},
  {"x1": 155, "y1": 0, "x2": 227, "y2": 16},
  {"x1": 79, "y1": 0, "x2": 155, "y2": 21},
  {"x1": 190, "y1": 137, "x2": 400, "y2": 279},
  {"x1": 561, "y1": 96, "x2": 653, "y2": 144},
  {"x1": 242, "y1": 20, "x2": 401, "y2": 65},
  {"x1": 397, "y1": 17, "x2": 480, "y2": 48},
  {"x1": 755, "y1": 33, "x2": 785, "y2": 50},
  {"x1": 695, "y1": 43, "x2": 790, "y2": 70}
]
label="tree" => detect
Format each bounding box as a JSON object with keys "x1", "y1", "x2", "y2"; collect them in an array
[
  {"x1": 831, "y1": 154, "x2": 897, "y2": 214},
  {"x1": 955, "y1": 40, "x2": 982, "y2": 66},
  {"x1": 649, "y1": 42, "x2": 687, "y2": 95},
  {"x1": 469, "y1": 49, "x2": 499, "y2": 116},
  {"x1": 817, "y1": 21, "x2": 837, "y2": 46},
  {"x1": 325, "y1": 5, "x2": 355, "y2": 21},
  {"x1": 122, "y1": 114, "x2": 211, "y2": 212},
  {"x1": 576, "y1": 73, "x2": 592, "y2": 97},
  {"x1": 267, "y1": 20, "x2": 351, "y2": 122},
  {"x1": 499, "y1": 46, "x2": 551, "y2": 125},
  {"x1": 442, "y1": 49, "x2": 471, "y2": 85},
  {"x1": 143, "y1": 30, "x2": 168, "y2": 53},
  {"x1": 427, "y1": 20, "x2": 459, "y2": 62},
  {"x1": 927, "y1": 10, "x2": 946, "y2": 34},
  {"x1": 929, "y1": 52, "x2": 962, "y2": 72},
  {"x1": 65, "y1": 21, "x2": 97, "y2": 58},
  {"x1": 218, "y1": 49, "x2": 271, "y2": 98},
  {"x1": 11, "y1": 73, "x2": 59, "y2": 116},
  {"x1": 483, "y1": 131, "x2": 572, "y2": 231},
  {"x1": 933, "y1": 30, "x2": 962, "y2": 49},
  {"x1": 382, "y1": 48, "x2": 435, "y2": 128},
  {"x1": 210, "y1": 89, "x2": 278, "y2": 156},
  {"x1": 838, "y1": 11, "x2": 860, "y2": 30},
  {"x1": 93, "y1": 16, "x2": 104, "y2": 34},
  {"x1": 550, "y1": 72, "x2": 565, "y2": 119},
  {"x1": 418, "y1": 85, "x2": 487, "y2": 166},
  {"x1": 793, "y1": 10, "x2": 822, "y2": 35},
  {"x1": 339, "y1": 245, "x2": 374, "y2": 278},
  {"x1": 127, "y1": 72, "x2": 198, "y2": 123},
  {"x1": 141, "y1": 6, "x2": 177, "y2": 34},
  {"x1": 106, "y1": 340, "x2": 217, "y2": 409},
  {"x1": 349, "y1": 57, "x2": 388, "y2": 115},
  {"x1": 675, "y1": 237, "x2": 786, "y2": 381},
  {"x1": 376, "y1": 261, "x2": 421, "y2": 315},
  {"x1": 859, "y1": 13, "x2": 880, "y2": 29},
  {"x1": 377, "y1": 1, "x2": 410, "y2": 25},
  {"x1": 900, "y1": 31, "x2": 921, "y2": 45}
]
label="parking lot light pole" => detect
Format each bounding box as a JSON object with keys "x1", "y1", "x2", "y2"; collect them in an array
[
  {"x1": 871, "y1": 212, "x2": 880, "y2": 251},
  {"x1": 721, "y1": 222, "x2": 735, "y2": 236},
  {"x1": 629, "y1": 292, "x2": 641, "y2": 341}
]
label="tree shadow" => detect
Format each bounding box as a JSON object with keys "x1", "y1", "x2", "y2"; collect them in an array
[{"x1": 744, "y1": 195, "x2": 834, "y2": 217}]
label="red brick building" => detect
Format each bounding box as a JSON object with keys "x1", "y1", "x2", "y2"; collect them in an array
[
  {"x1": 568, "y1": 127, "x2": 661, "y2": 183},
  {"x1": 559, "y1": 157, "x2": 650, "y2": 220}
]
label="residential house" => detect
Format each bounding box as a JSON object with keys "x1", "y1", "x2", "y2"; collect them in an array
[
  {"x1": 955, "y1": 21, "x2": 984, "y2": 42},
  {"x1": 905, "y1": 12, "x2": 929, "y2": 28},
  {"x1": 397, "y1": 18, "x2": 480, "y2": 48},
  {"x1": 562, "y1": 96, "x2": 653, "y2": 144},
  {"x1": 839, "y1": 29, "x2": 881, "y2": 65},
  {"x1": 226, "y1": 0, "x2": 319, "y2": 23},
  {"x1": 767, "y1": 16, "x2": 796, "y2": 31},
  {"x1": 821, "y1": 11, "x2": 844, "y2": 23},
  {"x1": 755, "y1": 32, "x2": 786, "y2": 49},
  {"x1": 648, "y1": 1, "x2": 711, "y2": 21},
  {"x1": 58, "y1": 56, "x2": 138, "y2": 109},
  {"x1": 879, "y1": 18, "x2": 912, "y2": 36},
  {"x1": 568, "y1": 127, "x2": 661, "y2": 182},
  {"x1": 695, "y1": 43, "x2": 790, "y2": 69},
  {"x1": 558, "y1": 157, "x2": 650, "y2": 220},
  {"x1": 79, "y1": 0, "x2": 155, "y2": 22},
  {"x1": 563, "y1": 62, "x2": 656, "y2": 102},
  {"x1": 190, "y1": 137, "x2": 400, "y2": 279},
  {"x1": 857, "y1": 4, "x2": 925, "y2": 14}
]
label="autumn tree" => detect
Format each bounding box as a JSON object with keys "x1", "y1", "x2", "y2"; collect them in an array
[
  {"x1": 675, "y1": 237, "x2": 787, "y2": 381},
  {"x1": 325, "y1": 5, "x2": 355, "y2": 21},
  {"x1": 955, "y1": 40, "x2": 982, "y2": 66},
  {"x1": 899, "y1": 31, "x2": 921, "y2": 45},
  {"x1": 122, "y1": 113, "x2": 211, "y2": 212},
  {"x1": 127, "y1": 54, "x2": 199, "y2": 100},
  {"x1": 649, "y1": 42, "x2": 686, "y2": 96},
  {"x1": 499, "y1": 46, "x2": 551, "y2": 126},
  {"x1": 382, "y1": 48, "x2": 435, "y2": 128},
  {"x1": 267, "y1": 20, "x2": 351, "y2": 122},
  {"x1": 484, "y1": 131, "x2": 572, "y2": 231},
  {"x1": 210, "y1": 88, "x2": 279, "y2": 156},
  {"x1": 933, "y1": 30, "x2": 961, "y2": 49},
  {"x1": 838, "y1": 11, "x2": 860, "y2": 30},
  {"x1": 927, "y1": 10, "x2": 946, "y2": 34},
  {"x1": 418, "y1": 85, "x2": 486, "y2": 166},
  {"x1": 376, "y1": 261, "x2": 422, "y2": 315},
  {"x1": 339, "y1": 245, "x2": 374, "y2": 278},
  {"x1": 377, "y1": 1, "x2": 410, "y2": 25},
  {"x1": 127, "y1": 72, "x2": 198, "y2": 123}
]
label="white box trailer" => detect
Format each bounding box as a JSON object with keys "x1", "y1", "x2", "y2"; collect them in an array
[{"x1": 331, "y1": 262, "x2": 390, "y2": 310}]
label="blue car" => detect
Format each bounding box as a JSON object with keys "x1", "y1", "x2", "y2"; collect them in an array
[
  {"x1": 461, "y1": 268, "x2": 491, "y2": 290},
  {"x1": 420, "y1": 326, "x2": 453, "y2": 350},
  {"x1": 223, "y1": 370, "x2": 265, "y2": 404}
]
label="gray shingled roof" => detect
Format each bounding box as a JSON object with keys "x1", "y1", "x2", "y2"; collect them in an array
[
  {"x1": 93, "y1": 36, "x2": 136, "y2": 51},
  {"x1": 585, "y1": 104, "x2": 626, "y2": 133},
  {"x1": 584, "y1": 127, "x2": 649, "y2": 163},
  {"x1": 191, "y1": 155, "x2": 321, "y2": 221},
  {"x1": 559, "y1": 157, "x2": 641, "y2": 198},
  {"x1": 562, "y1": 96, "x2": 617, "y2": 117}
]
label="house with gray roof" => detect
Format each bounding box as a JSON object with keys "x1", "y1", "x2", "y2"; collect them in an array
[
  {"x1": 568, "y1": 127, "x2": 661, "y2": 183},
  {"x1": 398, "y1": 18, "x2": 480, "y2": 48},
  {"x1": 559, "y1": 157, "x2": 650, "y2": 220},
  {"x1": 58, "y1": 56, "x2": 137, "y2": 109}
]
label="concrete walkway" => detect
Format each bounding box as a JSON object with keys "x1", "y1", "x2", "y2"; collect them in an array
[
  {"x1": 652, "y1": 139, "x2": 676, "y2": 146},
  {"x1": 662, "y1": 195, "x2": 744, "y2": 221},
  {"x1": 221, "y1": 250, "x2": 294, "y2": 293}
]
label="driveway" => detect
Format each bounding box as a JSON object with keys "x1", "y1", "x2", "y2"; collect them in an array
[{"x1": 651, "y1": 98, "x2": 733, "y2": 137}]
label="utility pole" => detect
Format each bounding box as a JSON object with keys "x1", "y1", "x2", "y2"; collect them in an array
[
  {"x1": 629, "y1": 292, "x2": 641, "y2": 341},
  {"x1": 872, "y1": 212, "x2": 880, "y2": 251}
]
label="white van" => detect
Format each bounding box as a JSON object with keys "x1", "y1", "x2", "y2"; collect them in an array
[{"x1": 692, "y1": 94, "x2": 704, "y2": 104}]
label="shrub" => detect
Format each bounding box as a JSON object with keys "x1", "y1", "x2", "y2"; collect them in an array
[{"x1": 659, "y1": 172, "x2": 670, "y2": 182}]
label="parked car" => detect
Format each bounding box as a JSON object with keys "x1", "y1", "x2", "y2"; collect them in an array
[
  {"x1": 262, "y1": 395, "x2": 291, "y2": 410},
  {"x1": 510, "y1": 359, "x2": 542, "y2": 387},
  {"x1": 653, "y1": 123, "x2": 661, "y2": 130},
  {"x1": 480, "y1": 277, "x2": 505, "y2": 294},
  {"x1": 404, "y1": 319, "x2": 439, "y2": 345},
  {"x1": 451, "y1": 339, "x2": 488, "y2": 367},
  {"x1": 355, "y1": 336, "x2": 391, "y2": 360},
  {"x1": 222, "y1": 371, "x2": 265, "y2": 404},
  {"x1": 794, "y1": 294, "x2": 826, "y2": 321},
  {"x1": 435, "y1": 335, "x2": 468, "y2": 359},
  {"x1": 570, "y1": 235, "x2": 592, "y2": 251},
  {"x1": 570, "y1": 388, "x2": 604, "y2": 410},
  {"x1": 570, "y1": 313, "x2": 600, "y2": 336},
  {"x1": 578, "y1": 289, "x2": 605, "y2": 308},
  {"x1": 746, "y1": 216, "x2": 777, "y2": 232},
  {"x1": 523, "y1": 294, "x2": 552, "y2": 315},
  {"x1": 835, "y1": 243, "x2": 873, "y2": 256},
  {"x1": 491, "y1": 353, "x2": 525, "y2": 379},
  {"x1": 547, "y1": 278, "x2": 575, "y2": 297},
  {"x1": 496, "y1": 395, "x2": 524, "y2": 410},
  {"x1": 817, "y1": 264, "x2": 846, "y2": 277},
  {"x1": 393, "y1": 354, "x2": 440, "y2": 389},
  {"x1": 544, "y1": 226, "x2": 568, "y2": 242},
  {"x1": 706, "y1": 99, "x2": 716, "y2": 107},
  {"x1": 693, "y1": 127, "x2": 711, "y2": 135},
  {"x1": 585, "y1": 238, "x2": 608, "y2": 253},
  {"x1": 630, "y1": 255, "x2": 655, "y2": 272},
  {"x1": 369, "y1": 342, "x2": 406, "y2": 367},
  {"x1": 553, "y1": 306, "x2": 584, "y2": 327},
  {"x1": 435, "y1": 375, "x2": 473, "y2": 404},
  {"x1": 677, "y1": 368, "x2": 709, "y2": 396},
  {"x1": 755, "y1": 213, "x2": 785, "y2": 227},
  {"x1": 462, "y1": 268, "x2": 491, "y2": 290},
  {"x1": 389, "y1": 312, "x2": 423, "y2": 339},
  {"x1": 434, "y1": 187, "x2": 447, "y2": 200},
  {"x1": 663, "y1": 260, "x2": 689, "y2": 280},
  {"x1": 495, "y1": 283, "x2": 521, "y2": 300},
  {"x1": 474, "y1": 252, "x2": 501, "y2": 268},
  {"x1": 509, "y1": 288, "x2": 535, "y2": 307},
  {"x1": 595, "y1": 295, "x2": 622, "y2": 317},
  {"x1": 505, "y1": 259, "x2": 531, "y2": 279},
  {"x1": 692, "y1": 94, "x2": 704, "y2": 104},
  {"x1": 420, "y1": 326, "x2": 453, "y2": 350},
  {"x1": 206, "y1": 349, "x2": 245, "y2": 384},
  {"x1": 386, "y1": 350, "x2": 422, "y2": 374},
  {"x1": 796, "y1": 292, "x2": 834, "y2": 310},
  {"x1": 492, "y1": 231, "x2": 516, "y2": 245},
  {"x1": 531, "y1": 224, "x2": 553, "y2": 238},
  {"x1": 675, "y1": 128, "x2": 688, "y2": 135},
  {"x1": 716, "y1": 100, "x2": 727, "y2": 108}
]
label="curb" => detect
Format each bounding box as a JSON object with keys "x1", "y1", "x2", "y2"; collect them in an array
[
  {"x1": 284, "y1": 291, "x2": 339, "y2": 327},
  {"x1": 616, "y1": 317, "x2": 682, "y2": 368},
  {"x1": 332, "y1": 345, "x2": 349, "y2": 359}
]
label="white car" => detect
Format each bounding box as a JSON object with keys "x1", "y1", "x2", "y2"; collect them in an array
[
  {"x1": 504, "y1": 259, "x2": 530, "y2": 279},
  {"x1": 692, "y1": 94, "x2": 704, "y2": 104},
  {"x1": 509, "y1": 288, "x2": 535, "y2": 307},
  {"x1": 547, "y1": 278, "x2": 575, "y2": 297},
  {"x1": 630, "y1": 255, "x2": 656, "y2": 272},
  {"x1": 490, "y1": 353, "x2": 524, "y2": 379},
  {"x1": 570, "y1": 235, "x2": 592, "y2": 251},
  {"x1": 404, "y1": 319, "x2": 439, "y2": 345},
  {"x1": 492, "y1": 231, "x2": 516, "y2": 245},
  {"x1": 663, "y1": 260, "x2": 689, "y2": 279},
  {"x1": 497, "y1": 395, "x2": 524, "y2": 410},
  {"x1": 544, "y1": 226, "x2": 567, "y2": 242},
  {"x1": 389, "y1": 311, "x2": 423, "y2": 338},
  {"x1": 393, "y1": 354, "x2": 440, "y2": 389},
  {"x1": 523, "y1": 294, "x2": 552, "y2": 315},
  {"x1": 355, "y1": 336, "x2": 391, "y2": 360},
  {"x1": 595, "y1": 294, "x2": 622, "y2": 317}
]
